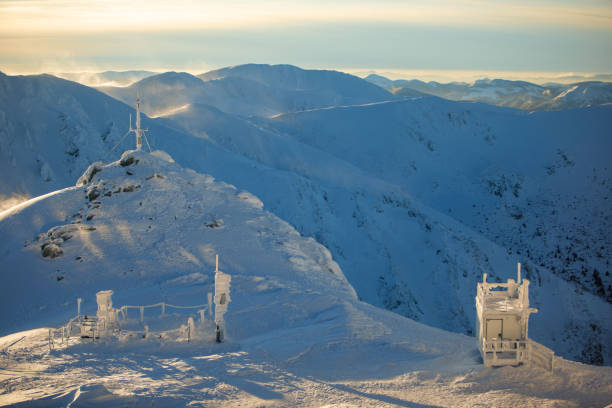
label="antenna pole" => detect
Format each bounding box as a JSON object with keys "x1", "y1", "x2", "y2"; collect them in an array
[
  {"x1": 122, "y1": 92, "x2": 149, "y2": 152},
  {"x1": 135, "y1": 98, "x2": 143, "y2": 150}
]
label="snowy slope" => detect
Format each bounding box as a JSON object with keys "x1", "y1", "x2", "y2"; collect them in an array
[
  {"x1": 99, "y1": 64, "x2": 395, "y2": 118},
  {"x1": 1, "y1": 72, "x2": 611, "y2": 365},
  {"x1": 545, "y1": 81, "x2": 612, "y2": 110},
  {"x1": 0, "y1": 150, "x2": 610, "y2": 407},
  {"x1": 365, "y1": 74, "x2": 612, "y2": 111},
  {"x1": 264, "y1": 98, "x2": 612, "y2": 304},
  {"x1": 158, "y1": 99, "x2": 612, "y2": 365},
  {"x1": 0, "y1": 150, "x2": 356, "y2": 337}
]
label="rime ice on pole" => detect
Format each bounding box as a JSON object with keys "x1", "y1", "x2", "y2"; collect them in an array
[{"x1": 214, "y1": 254, "x2": 231, "y2": 343}]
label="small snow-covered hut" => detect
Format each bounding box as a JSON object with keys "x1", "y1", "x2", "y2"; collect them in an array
[{"x1": 475, "y1": 263, "x2": 538, "y2": 366}]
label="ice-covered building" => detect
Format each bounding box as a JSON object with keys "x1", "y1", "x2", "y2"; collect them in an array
[{"x1": 475, "y1": 263, "x2": 538, "y2": 367}]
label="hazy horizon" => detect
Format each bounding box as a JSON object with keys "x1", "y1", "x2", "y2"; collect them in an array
[
  {"x1": 1, "y1": 1, "x2": 610, "y2": 82},
  {"x1": 2, "y1": 65, "x2": 612, "y2": 86}
]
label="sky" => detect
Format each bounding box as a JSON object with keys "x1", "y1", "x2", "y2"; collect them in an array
[{"x1": 1, "y1": 0, "x2": 611, "y2": 82}]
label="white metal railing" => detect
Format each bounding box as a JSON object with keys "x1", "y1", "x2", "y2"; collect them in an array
[
  {"x1": 481, "y1": 338, "x2": 555, "y2": 371},
  {"x1": 481, "y1": 338, "x2": 529, "y2": 366},
  {"x1": 48, "y1": 302, "x2": 212, "y2": 351},
  {"x1": 530, "y1": 341, "x2": 556, "y2": 372},
  {"x1": 117, "y1": 302, "x2": 209, "y2": 323}
]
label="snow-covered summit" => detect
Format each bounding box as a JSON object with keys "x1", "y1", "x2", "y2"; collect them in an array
[
  {"x1": 199, "y1": 63, "x2": 393, "y2": 97},
  {"x1": 0, "y1": 149, "x2": 356, "y2": 337},
  {"x1": 0, "y1": 71, "x2": 196, "y2": 206}
]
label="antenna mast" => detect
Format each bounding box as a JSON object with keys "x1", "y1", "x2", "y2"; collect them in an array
[{"x1": 128, "y1": 91, "x2": 149, "y2": 151}]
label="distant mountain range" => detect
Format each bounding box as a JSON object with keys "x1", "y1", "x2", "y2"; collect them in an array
[
  {"x1": 365, "y1": 74, "x2": 612, "y2": 111},
  {"x1": 0, "y1": 65, "x2": 610, "y2": 365},
  {"x1": 99, "y1": 64, "x2": 395, "y2": 118}
]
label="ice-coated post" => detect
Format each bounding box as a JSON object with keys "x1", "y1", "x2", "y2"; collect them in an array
[
  {"x1": 517, "y1": 262, "x2": 521, "y2": 284},
  {"x1": 77, "y1": 298, "x2": 82, "y2": 317},
  {"x1": 207, "y1": 293, "x2": 213, "y2": 318},
  {"x1": 96, "y1": 290, "x2": 116, "y2": 337},
  {"x1": 188, "y1": 317, "x2": 195, "y2": 342},
  {"x1": 214, "y1": 254, "x2": 231, "y2": 343},
  {"x1": 140, "y1": 306, "x2": 144, "y2": 323},
  {"x1": 199, "y1": 309, "x2": 205, "y2": 323}
]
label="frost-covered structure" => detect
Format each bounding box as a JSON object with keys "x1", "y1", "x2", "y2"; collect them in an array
[
  {"x1": 95, "y1": 290, "x2": 118, "y2": 336},
  {"x1": 49, "y1": 256, "x2": 232, "y2": 346},
  {"x1": 475, "y1": 263, "x2": 539, "y2": 367},
  {"x1": 214, "y1": 254, "x2": 231, "y2": 343}
]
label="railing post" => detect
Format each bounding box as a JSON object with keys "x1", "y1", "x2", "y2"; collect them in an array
[{"x1": 140, "y1": 306, "x2": 144, "y2": 323}]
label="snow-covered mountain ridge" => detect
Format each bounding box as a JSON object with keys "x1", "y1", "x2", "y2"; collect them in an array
[
  {"x1": 0, "y1": 149, "x2": 610, "y2": 407},
  {"x1": 0, "y1": 149, "x2": 355, "y2": 336},
  {"x1": 162, "y1": 96, "x2": 612, "y2": 364},
  {"x1": 365, "y1": 73, "x2": 612, "y2": 111},
  {"x1": 0, "y1": 69, "x2": 610, "y2": 366},
  {"x1": 262, "y1": 98, "x2": 612, "y2": 305},
  {"x1": 99, "y1": 64, "x2": 395, "y2": 118}
]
